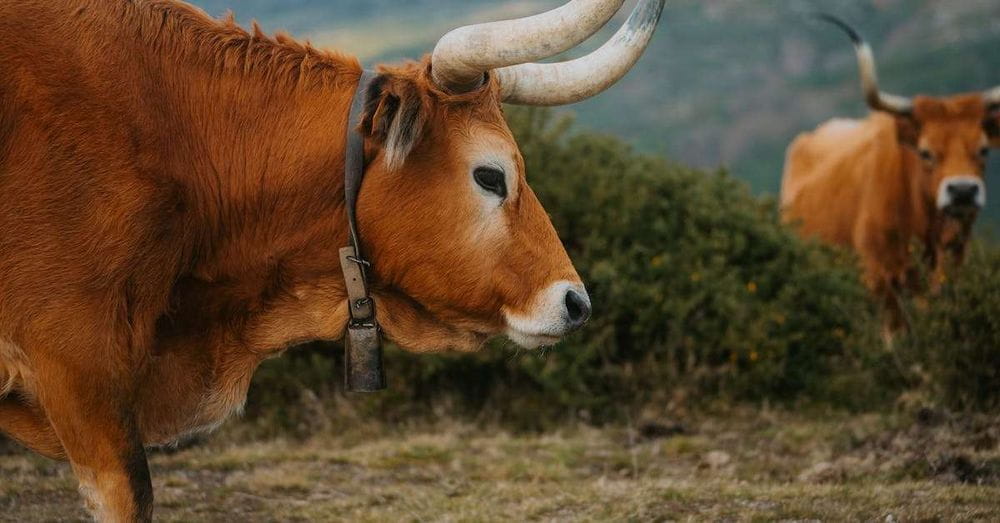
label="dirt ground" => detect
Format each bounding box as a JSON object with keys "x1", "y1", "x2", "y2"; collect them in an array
[{"x1": 1, "y1": 408, "x2": 999, "y2": 522}]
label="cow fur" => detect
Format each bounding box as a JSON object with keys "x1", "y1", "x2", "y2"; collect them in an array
[
  {"x1": 782, "y1": 95, "x2": 997, "y2": 331},
  {"x1": 0, "y1": 1, "x2": 582, "y2": 520}
]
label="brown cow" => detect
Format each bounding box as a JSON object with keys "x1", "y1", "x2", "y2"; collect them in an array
[
  {"x1": 0, "y1": 0, "x2": 664, "y2": 520},
  {"x1": 781, "y1": 15, "x2": 1000, "y2": 334}
]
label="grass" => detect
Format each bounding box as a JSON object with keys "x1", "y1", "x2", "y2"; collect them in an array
[{"x1": 1, "y1": 409, "x2": 999, "y2": 521}]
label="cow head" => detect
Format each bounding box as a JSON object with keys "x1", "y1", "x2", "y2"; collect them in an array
[
  {"x1": 820, "y1": 15, "x2": 999, "y2": 219},
  {"x1": 353, "y1": 0, "x2": 664, "y2": 352},
  {"x1": 908, "y1": 96, "x2": 993, "y2": 217},
  {"x1": 986, "y1": 90, "x2": 1000, "y2": 149}
]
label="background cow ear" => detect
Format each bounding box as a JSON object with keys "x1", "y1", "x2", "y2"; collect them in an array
[
  {"x1": 894, "y1": 115, "x2": 920, "y2": 148},
  {"x1": 360, "y1": 73, "x2": 429, "y2": 172},
  {"x1": 985, "y1": 105, "x2": 1000, "y2": 148}
]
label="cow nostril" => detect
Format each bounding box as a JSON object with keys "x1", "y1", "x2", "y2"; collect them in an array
[
  {"x1": 564, "y1": 290, "x2": 592, "y2": 331},
  {"x1": 949, "y1": 183, "x2": 977, "y2": 201}
]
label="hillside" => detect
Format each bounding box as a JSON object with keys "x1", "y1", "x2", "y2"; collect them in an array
[{"x1": 189, "y1": 0, "x2": 1000, "y2": 229}]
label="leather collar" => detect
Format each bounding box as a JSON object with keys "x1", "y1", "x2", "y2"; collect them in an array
[{"x1": 338, "y1": 70, "x2": 386, "y2": 392}]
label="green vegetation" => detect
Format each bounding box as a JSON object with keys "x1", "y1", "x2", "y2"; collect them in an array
[
  {"x1": 897, "y1": 245, "x2": 1000, "y2": 412},
  {"x1": 233, "y1": 108, "x2": 999, "y2": 437}
]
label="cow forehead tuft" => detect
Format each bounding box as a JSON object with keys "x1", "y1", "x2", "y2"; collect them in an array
[{"x1": 913, "y1": 94, "x2": 988, "y2": 121}]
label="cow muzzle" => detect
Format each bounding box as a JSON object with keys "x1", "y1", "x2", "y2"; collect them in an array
[
  {"x1": 503, "y1": 280, "x2": 592, "y2": 349},
  {"x1": 938, "y1": 176, "x2": 986, "y2": 214}
]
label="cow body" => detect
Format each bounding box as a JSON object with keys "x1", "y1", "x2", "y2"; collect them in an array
[
  {"x1": 782, "y1": 96, "x2": 993, "y2": 325},
  {"x1": 782, "y1": 16, "x2": 997, "y2": 333},
  {"x1": 0, "y1": 1, "x2": 374, "y2": 518},
  {"x1": 0, "y1": 0, "x2": 668, "y2": 518},
  {"x1": 782, "y1": 113, "x2": 927, "y2": 294}
]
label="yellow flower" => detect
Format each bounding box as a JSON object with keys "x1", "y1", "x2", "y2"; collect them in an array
[
  {"x1": 746, "y1": 281, "x2": 757, "y2": 293},
  {"x1": 690, "y1": 272, "x2": 701, "y2": 282},
  {"x1": 651, "y1": 255, "x2": 664, "y2": 268},
  {"x1": 749, "y1": 350, "x2": 759, "y2": 362}
]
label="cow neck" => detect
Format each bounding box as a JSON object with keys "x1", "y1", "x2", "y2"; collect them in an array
[{"x1": 338, "y1": 70, "x2": 387, "y2": 392}]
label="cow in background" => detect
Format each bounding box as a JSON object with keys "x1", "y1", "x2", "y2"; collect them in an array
[{"x1": 781, "y1": 15, "x2": 1000, "y2": 335}]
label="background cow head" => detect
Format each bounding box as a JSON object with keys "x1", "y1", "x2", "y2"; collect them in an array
[
  {"x1": 820, "y1": 15, "x2": 999, "y2": 221},
  {"x1": 353, "y1": 0, "x2": 664, "y2": 352},
  {"x1": 986, "y1": 96, "x2": 1000, "y2": 149},
  {"x1": 904, "y1": 95, "x2": 992, "y2": 218}
]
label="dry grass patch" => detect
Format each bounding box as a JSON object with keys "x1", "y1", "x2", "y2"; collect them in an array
[{"x1": 1, "y1": 409, "x2": 998, "y2": 521}]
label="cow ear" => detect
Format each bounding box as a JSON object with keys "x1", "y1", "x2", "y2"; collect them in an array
[
  {"x1": 985, "y1": 105, "x2": 1000, "y2": 148},
  {"x1": 894, "y1": 115, "x2": 920, "y2": 148},
  {"x1": 360, "y1": 73, "x2": 429, "y2": 172}
]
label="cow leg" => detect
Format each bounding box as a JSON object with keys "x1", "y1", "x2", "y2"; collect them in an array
[
  {"x1": 866, "y1": 270, "x2": 906, "y2": 345},
  {"x1": 0, "y1": 396, "x2": 66, "y2": 459},
  {"x1": 929, "y1": 242, "x2": 967, "y2": 295},
  {"x1": 33, "y1": 358, "x2": 153, "y2": 523}
]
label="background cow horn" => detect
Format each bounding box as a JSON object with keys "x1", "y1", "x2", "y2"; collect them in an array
[
  {"x1": 497, "y1": 0, "x2": 666, "y2": 106},
  {"x1": 816, "y1": 14, "x2": 913, "y2": 116},
  {"x1": 430, "y1": 0, "x2": 627, "y2": 94}
]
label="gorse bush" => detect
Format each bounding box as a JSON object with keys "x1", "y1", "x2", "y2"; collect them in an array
[
  {"x1": 242, "y1": 108, "x2": 996, "y2": 433},
  {"x1": 896, "y1": 244, "x2": 1000, "y2": 411},
  {"x1": 502, "y1": 108, "x2": 878, "y2": 414}
]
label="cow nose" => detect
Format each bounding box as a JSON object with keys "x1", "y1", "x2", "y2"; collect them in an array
[
  {"x1": 947, "y1": 181, "x2": 979, "y2": 205},
  {"x1": 564, "y1": 289, "x2": 592, "y2": 332}
]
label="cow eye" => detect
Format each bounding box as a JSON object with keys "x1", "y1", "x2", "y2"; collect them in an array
[
  {"x1": 980, "y1": 147, "x2": 990, "y2": 159},
  {"x1": 919, "y1": 148, "x2": 935, "y2": 163},
  {"x1": 473, "y1": 167, "x2": 507, "y2": 199}
]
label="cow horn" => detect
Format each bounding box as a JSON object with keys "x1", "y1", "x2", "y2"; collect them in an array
[
  {"x1": 431, "y1": 0, "x2": 627, "y2": 94},
  {"x1": 985, "y1": 87, "x2": 1000, "y2": 107},
  {"x1": 497, "y1": 0, "x2": 666, "y2": 106},
  {"x1": 817, "y1": 14, "x2": 913, "y2": 116}
]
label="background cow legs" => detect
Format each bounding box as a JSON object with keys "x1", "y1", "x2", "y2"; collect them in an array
[
  {"x1": 0, "y1": 396, "x2": 65, "y2": 459},
  {"x1": 862, "y1": 267, "x2": 907, "y2": 344}
]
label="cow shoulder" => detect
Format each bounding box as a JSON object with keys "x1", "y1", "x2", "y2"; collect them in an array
[{"x1": 781, "y1": 117, "x2": 874, "y2": 212}]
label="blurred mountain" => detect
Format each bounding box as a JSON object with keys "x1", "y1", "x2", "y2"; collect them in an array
[{"x1": 189, "y1": 0, "x2": 1000, "y2": 230}]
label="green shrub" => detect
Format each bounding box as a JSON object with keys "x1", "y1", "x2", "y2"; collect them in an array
[
  {"x1": 506, "y1": 107, "x2": 880, "y2": 413},
  {"x1": 239, "y1": 110, "x2": 1000, "y2": 434},
  {"x1": 898, "y1": 243, "x2": 1000, "y2": 411},
  {"x1": 239, "y1": 107, "x2": 888, "y2": 434},
  {"x1": 241, "y1": 348, "x2": 338, "y2": 438}
]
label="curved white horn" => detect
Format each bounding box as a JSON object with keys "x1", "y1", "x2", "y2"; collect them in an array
[
  {"x1": 817, "y1": 14, "x2": 912, "y2": 116},
  {"x1": 985, "y1": 86, "x2": 1000, "y2": 107},
  {"x1": 431, "y1": 0, "x2": 626, "y2": 93},
  {"x1": 497, "y1": 0, "x2": 665, "y2": 106}
]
